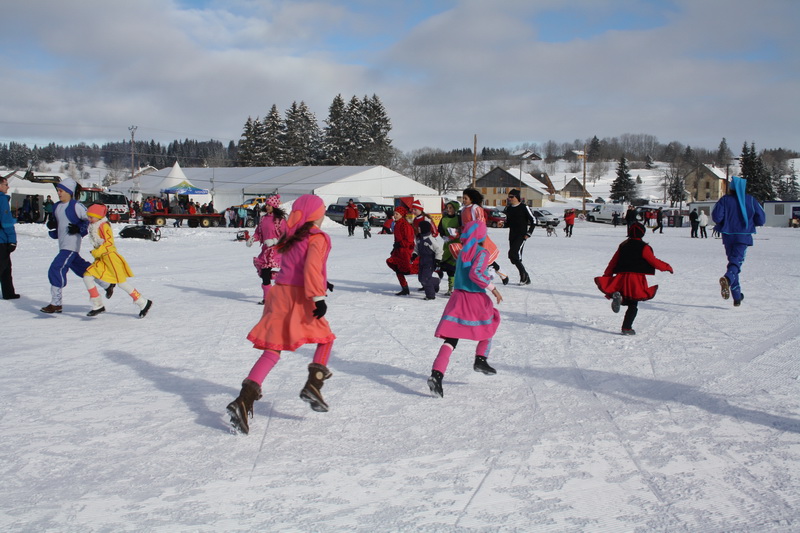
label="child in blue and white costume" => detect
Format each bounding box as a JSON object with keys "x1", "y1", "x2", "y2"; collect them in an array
[{"x1": 40, "y1": 178, "x2": 111, "y2": 314}]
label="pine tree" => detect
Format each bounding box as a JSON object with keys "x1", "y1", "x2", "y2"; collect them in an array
[
  {"x1": 283, "y1": 101, "x2": 321, "y2": 166},
  {"x1": 262, "y1": 104, "x2": 285, "y2": 166},
  {"x1": 361, "y1": 94, "x2": 393, "y2": 166},
  {"x1": 237, "y1": 117, "x2": 259, "y2": 166},
  {"x1": 739, "y1": 142, "x2": 775, "y2": 202},
  {"x1": 323, "y1": 94, "x2": 348, "y2": 165},
  {"x1": 587, "y1": 136, "x2": 601, "y2": 162},
  {"x1": 715, "y1": 137, "x2": 733, "y2": 167},
  {"x1": 609, "y1": 156, "x2": 636, "y2": 203},
  {"x1": 343, "y1": 95, "x2": 369, "y2": 165}
]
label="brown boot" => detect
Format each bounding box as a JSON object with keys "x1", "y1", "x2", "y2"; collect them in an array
[
  {"x1": 226, "y1": 378, "x2": 262, "y2": 434},
  {"x1": 299, "y1": 363, "x2": 332, "y2": 412}
]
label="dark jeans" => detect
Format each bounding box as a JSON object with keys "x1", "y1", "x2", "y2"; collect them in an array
[{"x1": 0, "y1": 243, "x2": 17, "y2": 298}]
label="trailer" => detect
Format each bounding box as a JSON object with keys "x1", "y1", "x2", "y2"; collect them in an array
[{"x1": 140, "y1": 210, "x2": 225, "y2": 228}]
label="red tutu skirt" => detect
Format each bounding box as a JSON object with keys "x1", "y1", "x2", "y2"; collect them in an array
[{"x1": 594, "y1": 273, "x2": 658, "y2": 302}]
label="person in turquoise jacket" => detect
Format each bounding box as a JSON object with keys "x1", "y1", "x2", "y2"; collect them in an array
[
  {"x1": 712, "y1": 176, "x2": 765, "y2": 307},
  {"x1": 0, "y1": 175, "x2": 20, "y2": 299}
]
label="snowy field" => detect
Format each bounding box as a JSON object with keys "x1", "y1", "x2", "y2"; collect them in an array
[{"x1": 1, "y1": 216, "x2": 798, "y2": 532}]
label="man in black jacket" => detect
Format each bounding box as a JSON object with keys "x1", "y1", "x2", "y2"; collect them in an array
[{"x1": 503, "y1": 189, "x2": 536, "y2": 285}]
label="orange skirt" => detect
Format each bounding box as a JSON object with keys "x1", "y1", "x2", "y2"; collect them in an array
[{"x1": 247, "y1": 284, "x2": 336, "y2": 352}]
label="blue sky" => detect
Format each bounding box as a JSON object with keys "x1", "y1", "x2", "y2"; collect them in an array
[{"x1": 0, "y1": 0, "x2": 797, "y2": 155}]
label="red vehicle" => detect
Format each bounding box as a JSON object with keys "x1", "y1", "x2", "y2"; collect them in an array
[{"x1": 483, "y1": 207, "x2": 507, "y2": 228}]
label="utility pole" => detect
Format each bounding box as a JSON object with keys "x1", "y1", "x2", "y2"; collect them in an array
[
  {"x1": 472, "y1": 134, "x2": 477, "y2": 188},
  {"x1": 129, "y1": 125, "x2": 137, "y2": 183},
  {"x1": 582, "y1": 143, "x2": 587, "y2": 213}
]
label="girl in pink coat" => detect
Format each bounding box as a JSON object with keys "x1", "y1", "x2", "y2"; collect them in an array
[
  {"x1": 248, "y1": 194, "x2": 286, "y2": 305},
  {"x1": 227, "y1": 195, "x2": 336, "y2": 434}
]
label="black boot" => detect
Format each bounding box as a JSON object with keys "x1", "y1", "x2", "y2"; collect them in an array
[
  {"x1": 473, "y1": 356, "x2": 497, "y2": 375},
  {"x1": 300, "y1": 363, "x2": 332, "y2": 412},
  {"x1": 427, "y1": 370, "x2": 444, "y2": 398},
  {"x1": 226, "y1": 378, "x2": 262, "y2": 434},
  {"x1": 395, "y1": 286, "x2": 410, "y2": 296}
]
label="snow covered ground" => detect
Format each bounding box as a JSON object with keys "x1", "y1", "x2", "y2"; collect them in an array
[{"x1": 1, "y1": 215, "x2": 798, "y2": 532}]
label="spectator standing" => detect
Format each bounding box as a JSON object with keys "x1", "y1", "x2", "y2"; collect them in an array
[
  {"x1": 689, "y1": 208, "x2": 699, "y2": 238},
  {"x1": 343, "y1": 199, "x2": 359, "y2": 237},
  {"x1": 563, "y1": 208, "x2": 576, "y2": 237},
  {"x1": 0, "y1": 175, "x2": 20, "y2": 299},
  {"x1": 698, "y1": 210, "x2": 709, "y2": 238},
  {"x1": 42, "y1": 195, "x2": 55, "y2": 226}
]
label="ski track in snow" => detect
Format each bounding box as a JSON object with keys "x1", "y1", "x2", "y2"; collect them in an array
[{"x1": 1, "y1": 218, "x2": 798, "y2": 532}]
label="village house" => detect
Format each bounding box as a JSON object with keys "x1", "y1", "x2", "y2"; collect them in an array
[{"x1": 474, "y1": 167, "x2": 547, "y2": 208}]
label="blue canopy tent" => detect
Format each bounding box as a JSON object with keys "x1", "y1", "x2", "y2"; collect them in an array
[{"x1": 161, "y1": 180, "x2": 209, "y2": 195}]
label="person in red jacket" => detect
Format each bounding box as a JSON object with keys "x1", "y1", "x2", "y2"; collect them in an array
[
  {"x1": 410, "y1": 199, "x2": 438, "y2": 237},
  {"x1": 386, "y1": 205, "x2": 416, "y2": 295},
  {"x1": 594, "y1": 222, "x2": 673, "y2": 335},
  {"x1": 343, "y1": 199, "x2": 359, "y2": 237},
  {"x1": 563, "y1": 209, "x2": 575, "y2": 237}
]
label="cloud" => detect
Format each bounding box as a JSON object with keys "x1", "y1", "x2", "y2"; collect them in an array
[{"x1": 0, "y1": 0, "x2": 797, "y2": 155}]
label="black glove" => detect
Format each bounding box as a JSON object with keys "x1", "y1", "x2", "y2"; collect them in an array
[
  {"x1": 327, "y1": 281, "x2": 334, "y2": 292},
  {"x1": 9, "y1": 243, "x2": 16, "y2": 253},
  {"x1": 392, "y1": 242, "x2": 400, "y2": 250},
  {"x1": 67, "y1": 223, "x2": 80, "y2": 235},
  {"x1": 410, "y1": 253, "x2": 418, "y2": 262},
  {"x1": 46, "y1": 218, "x2": 58, "y2": 230},
  {"x1": 312, "y1": 300, "x2": 327, "y2": 319},
  {"x1": 434, "y1": 259, "x2": 441, "y2": 269}
]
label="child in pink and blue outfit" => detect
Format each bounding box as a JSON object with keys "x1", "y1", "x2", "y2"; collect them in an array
[{"x1": 428, "y1": 220, "x2": 502, "y2": 397}]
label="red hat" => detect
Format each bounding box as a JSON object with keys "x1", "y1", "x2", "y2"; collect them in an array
[
  {"x1": 395, "y1": 205, "x2": 408, "y2": 216},
  {"x1": 411, "y1": 199, "x2": 424, "y2": 211},
  {"x1": 87, "y1": 204, "x2": 107, "y2": 219}
]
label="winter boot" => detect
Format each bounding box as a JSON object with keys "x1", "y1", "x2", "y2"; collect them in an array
[
  {"x1": 473, "y1": 356, "x2": 497, "y2": 375},
  {"x1": 621, "y1": 328, "x2": 636, "y2": 335},
  {"x1": 719, "y1": 276, "x2": 731, "y2": 300},
  {"x1": 300, "y1": 363, "x2": 332, "y2": 412},
  {"x1": 611, "y1": 292, "x2": 622, "y2": 313},
  {"x1": 427, "y1": 370, "x2": 444, "y2": 398},
  {"x1": 396, "y1": 286, "x2": 410, "y2": 296},
  {"x1": 226, "y1": 378, "x2": 263, "y2": 434},
  {"x1": 40, "y1": 304, "x2": 62, "y2": 314}
]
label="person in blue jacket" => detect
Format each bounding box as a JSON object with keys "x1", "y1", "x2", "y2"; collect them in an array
[
  {"x1": 712, "y1": 176, "x2": 765, "y2": 307},
  {"x1": 0, "y1": 175, "x2": 20, "y2": 299}
]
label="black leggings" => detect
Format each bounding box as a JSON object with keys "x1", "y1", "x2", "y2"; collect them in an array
[
  {"x1": 622, "y1": 300, "x2": 639, "y2": 329},
  {"x1": 259, "y1": 268, "x2": 274, "y2": 286}
]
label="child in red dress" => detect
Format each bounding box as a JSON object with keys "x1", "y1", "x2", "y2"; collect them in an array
[
  {"x1": 227, "y1": 195, "x2": 335, "y2": 434},
  {"x1": 594, "y1": 222, "x2": 673, "y2": 335}
]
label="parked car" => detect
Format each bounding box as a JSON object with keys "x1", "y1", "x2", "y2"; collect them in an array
[
  {"x1": 531, "y1": 209, "x2": 560, "y2": 227},
  {"x1": 325, "y1": 203, "x2": 367, "y2": 225},
  {"x1": 483, "y1": 207, "x2": 507, "y2": 228}
]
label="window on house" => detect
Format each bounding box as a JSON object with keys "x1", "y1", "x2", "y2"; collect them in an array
[{"x1": 775, "y1": 204, "x2": 785, "y2": 215}]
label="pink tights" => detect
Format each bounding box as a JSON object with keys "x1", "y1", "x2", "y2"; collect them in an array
[{"x1": 246, "y1": 341, "x2": 334, "y2": 385}]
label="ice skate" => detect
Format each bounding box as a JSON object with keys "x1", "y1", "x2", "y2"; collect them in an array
[
  {"x1": 427, "y1": 370, "x2": 444, "y2": 398},
  {"x1": 87, "y1": 306, "x2": 106, "y2": 317},
  {"x1": 473, "y1": 356, "x2": 497, "y2": 375}
]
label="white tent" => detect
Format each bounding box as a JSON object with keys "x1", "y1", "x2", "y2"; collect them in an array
[{"x1": 112, "y1": 165, "x2": 438, "y2": 211}]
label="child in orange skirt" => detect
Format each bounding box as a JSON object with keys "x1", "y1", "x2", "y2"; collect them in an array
[
  {"x1": 227, "y1": 194, "x2": 336, "y2": 434},
  {"x1": 594, "y1": 222, "x2": 673, "y2": 335}
]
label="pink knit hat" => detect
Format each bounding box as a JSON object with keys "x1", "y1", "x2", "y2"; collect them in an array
[
  {"x1": 285, "y1": 195, "x2": 325, "y2": 236},
  {"x1": 266, "y1": 194, "x2": 281, "y2": 208}
]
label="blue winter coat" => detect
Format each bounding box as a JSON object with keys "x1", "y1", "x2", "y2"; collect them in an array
[
  {"x1": 711, "y1": 176, "x2": 765, "y2": 246},
  {"x1": 0, "y1": 193, "x2": 17, "y2": 244}
]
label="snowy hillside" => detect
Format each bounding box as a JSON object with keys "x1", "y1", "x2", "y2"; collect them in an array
[{"x1": 1, "y1": 216, "x2": 798, "y2": 531}]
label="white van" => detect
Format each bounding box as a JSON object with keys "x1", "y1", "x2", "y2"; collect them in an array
[{"x1": 587, "y1": 204, "x2": 625, "y2": 223}]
